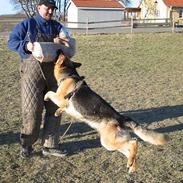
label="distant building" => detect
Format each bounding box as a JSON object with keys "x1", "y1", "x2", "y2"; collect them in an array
[
  {"x1": 124, "y1": 7, "x2": 141, "y2": 20},
  {"x1": 67, "y1": 0, "x2": 125, "y2": 29},
  {"x1": 140, "y1": 0, "x2": 183, "y2": 22}
]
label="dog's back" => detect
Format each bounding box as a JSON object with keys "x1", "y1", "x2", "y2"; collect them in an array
[{"x1": 70, "y1": 84, "x2": 120, "y2": 122}]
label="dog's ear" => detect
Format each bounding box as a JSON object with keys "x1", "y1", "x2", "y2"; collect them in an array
[
  {"x1": 65, "y1": 60, "x2": 82, "y2": 69},
  {"x1": 56, "y1": 53, "x2": 66, "y2": 65},
  {"x1": 72, "y1": 62, "x2": 82, "y2": 68},
  {"x1": 55, "y1": 49, "x2": 66, "y2": 64}
]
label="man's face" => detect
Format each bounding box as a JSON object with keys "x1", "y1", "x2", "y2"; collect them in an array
[{"x1": 37, "y1": 4, "x2": 55, "y2": 21}]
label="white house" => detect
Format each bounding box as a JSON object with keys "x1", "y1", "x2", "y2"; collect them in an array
[
  {"x1": 140, "y1": 0, "x2": 183, "y2": 22},
  {"x1": 67, "y1": 0, "x2": 125, "y2": 29}
]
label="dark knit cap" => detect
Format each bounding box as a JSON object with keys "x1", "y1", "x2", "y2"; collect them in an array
[{"x1": 38, "y1": 0, "x2": 58, "y2": 9}]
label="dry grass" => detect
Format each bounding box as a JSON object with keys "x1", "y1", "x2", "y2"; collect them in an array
[{"x1": 0, "y1": 32, "x2": 183, "y2": 183}]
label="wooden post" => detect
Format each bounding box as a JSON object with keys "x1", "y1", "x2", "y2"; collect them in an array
[
  {"x1": 172, "y1": 14, "x2": 175, "y2": 33},
  {"x1": 131, "y1": 16, "x2": 133, "y2": 34},
  {"x1": 86, "y1": 17, "x2": 89, "y2": 35}
]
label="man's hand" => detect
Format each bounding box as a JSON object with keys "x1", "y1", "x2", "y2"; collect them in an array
[
  {"x1": 27, "y1": 42, "x2": 34, "y2": 52},
  {"x1": 58, "y1": 37, "x2": 76, "y2": 58}
]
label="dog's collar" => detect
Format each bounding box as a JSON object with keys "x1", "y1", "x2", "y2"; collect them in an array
[
  {"x1": 57, "y1": 75, "x2": 85, "y2": 100},
  {"x1": 64, "y1": 79, "x2": 85, "y2": 100}
]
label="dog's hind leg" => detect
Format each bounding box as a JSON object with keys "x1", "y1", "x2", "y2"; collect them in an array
[
  {"x1": 99, "y1": 122, "x2": 138, "y2": 173},
  {"x1": 118, "y1": 139, "x2": 138, "y2": 173}
]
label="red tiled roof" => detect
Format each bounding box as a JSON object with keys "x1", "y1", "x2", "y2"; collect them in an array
[
  {"x1": 163, "y1": 0, "x2": 183, "y2": 7},
  {"x1": 72, "y1": 0, "x2": 124, "y2": 8}
]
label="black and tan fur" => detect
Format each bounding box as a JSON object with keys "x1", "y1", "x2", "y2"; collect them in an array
[{"x1": 44, "y1": 53, "x2": 169, "y2": 173}]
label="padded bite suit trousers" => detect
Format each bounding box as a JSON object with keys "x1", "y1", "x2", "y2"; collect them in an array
[{"x1": 20, "y1": 57, "x2": 61, "y2": 148}]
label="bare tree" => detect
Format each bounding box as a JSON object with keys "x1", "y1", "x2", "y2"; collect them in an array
[
  {"x1": 139, "y1": 0, "x2": 158, "y2": 18},
  {"x1": 10, "y1": 0, "x2": 39, "y2": 17},
  {"x1": 10, "y1": 0, "x2": 67, "y2": 19}
]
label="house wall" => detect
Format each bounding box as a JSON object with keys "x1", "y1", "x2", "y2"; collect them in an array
[
  {"x1": 172, "y1": 7, "x2": 183, "y2": 23},
  {"x1": 67, "y1": 2, "x2": 124, "y2": 28},
  {"x1": 172, "y1": 9, "x2": 179, "y2": 21},
  {"x1": 158, "y1": 0, "x2": 170, "y2": 18},
  {"x1": 140, "y1": 0, "x2": 183, "y2": 22},
  {"x1": 67, "y1": 2, "x2": 79, "y2": 28},
  {"x1": 78, "y1": 8, "x2": 124, "y2": 28},
  {"x1": 158, "y1": 2, "x2": 183, "y2": 23}
]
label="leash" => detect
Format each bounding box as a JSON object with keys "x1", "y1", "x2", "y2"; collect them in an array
[
  {"x1": 59, "y1": 80, "x2": 85, "y2": 139},
  {"x1": 60, "y1": 121, "x2": 73, "y2": 140}
]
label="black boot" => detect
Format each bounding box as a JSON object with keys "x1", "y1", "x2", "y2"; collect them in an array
[{"x1": 20, "y1": 146, "x2": 33, "y2": 158}]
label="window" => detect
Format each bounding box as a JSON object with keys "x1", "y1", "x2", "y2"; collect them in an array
[
  {"x1": 179, "y1": 10, "x2": 183, "y2": 18},
  {"x1": 156, "y1": 10, "x2": 160, "y2": 17}
]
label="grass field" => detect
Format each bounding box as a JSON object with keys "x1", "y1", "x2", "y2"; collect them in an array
[{"x1": 0, "y1": 32, "x2": 183, "y2": 183}]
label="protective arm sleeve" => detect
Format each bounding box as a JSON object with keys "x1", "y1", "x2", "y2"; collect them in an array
[{"x1": 58, "y1": 37, "x2": 76, "y2": 58}]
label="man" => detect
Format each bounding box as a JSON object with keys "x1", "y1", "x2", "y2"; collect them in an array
[{"x1": 8, "y1": 0, "x2": 76, "y2": 158}]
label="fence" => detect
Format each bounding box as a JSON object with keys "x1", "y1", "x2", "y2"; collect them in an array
[
  {"x1": 133, "y1": 18, "x2": 171, "y2": 28},
  {"x1": 65, "y1": 18, "x2": 183, "y2": 34},
  {"x1": 0, "y1": 17, "x2": 183, "y2": 35}
]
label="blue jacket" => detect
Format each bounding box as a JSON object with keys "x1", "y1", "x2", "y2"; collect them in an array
[{"x1": 8, "y1": 13, "x2": 63, "y2": 59}]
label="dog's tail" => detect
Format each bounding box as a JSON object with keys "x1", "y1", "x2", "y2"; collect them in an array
[{"x1": 121, "y1": 116, "x2": 169, "y2": 145}]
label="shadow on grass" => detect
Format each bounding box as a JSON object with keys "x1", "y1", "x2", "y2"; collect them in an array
[
  {"x1": 60, "y1": 138, "x2": 101, "y2": 155},
  {"x1": 122, "y1": 104, "x2": 183, "y2": 124},
  {"x1": 0, "y1": 131, "x2": 19, "y2": 145},
  {"x1": 122, "y1": 104, "x2": 183, "y2": 134},
  {"x1": 0, "y1": 104, "x2": 183, "y2": 147}
]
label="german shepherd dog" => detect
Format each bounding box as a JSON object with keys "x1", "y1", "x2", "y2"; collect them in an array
[{"x1": 44, "y1": 53, "x2": 169, "y2": 173}]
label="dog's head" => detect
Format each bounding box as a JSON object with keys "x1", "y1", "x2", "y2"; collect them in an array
[{"x1": 56, "y1": 50, "x2": 82, "y2": 69}]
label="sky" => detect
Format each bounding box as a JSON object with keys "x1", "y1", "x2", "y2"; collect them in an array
[
  {"x1": 0, "y1": 0, "x2": 141, "y2": 15},
  {"x1": 127, "y1": 0, "x2": 141, "y2": 7},
  {"x1": 0, "y1": 0, "x2": 18, "y2": 15}
]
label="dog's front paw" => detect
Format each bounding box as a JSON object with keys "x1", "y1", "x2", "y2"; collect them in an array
[
  {"x1": 44, "y1": 92, "x2": 50, "y2": 101},
  {"x1": 54, "y1": 108, "x2": 63, "y2": 117}
]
